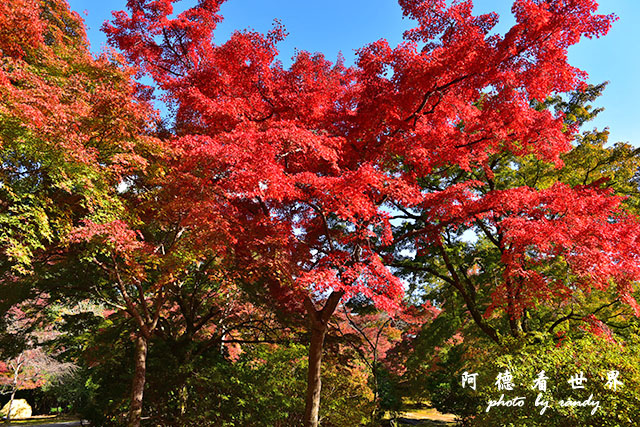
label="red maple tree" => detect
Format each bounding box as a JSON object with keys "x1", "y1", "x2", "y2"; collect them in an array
[{"x1": 103, "y1": 1, "x2": 633, "y2": 426}]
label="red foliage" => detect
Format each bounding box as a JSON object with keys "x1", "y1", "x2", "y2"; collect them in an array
[
  {"x1": 581, "y1": 314, "x2": 615, "y2": 342},
  {"x1": 104, "y1": 0, "x2": 418, "y2": 314},
  {"x1": 103, "y1": 0, "x2": 636, "y2": 331},
  {"x1": 0, "y1": 0, "x2": 46, "y2": 59},
  {"x1": 70, "y1": 220, "x2": 144, "y2": 254},
  {"x1": 457, "y1": 181, "x2": 640, "y2": 319},
  {"x1": 0, "y1": 348, "x2": 73, "y2": 391}
]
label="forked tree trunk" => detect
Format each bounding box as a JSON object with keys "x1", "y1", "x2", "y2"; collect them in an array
[
  {"x1": 128, "y1": 335, "x2": 148, "y2": 427},
  {"x1": 303, "y1": 291, "x2": 344, "y2": 427}
]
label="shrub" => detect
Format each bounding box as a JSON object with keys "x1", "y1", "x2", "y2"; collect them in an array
[{"x1": 424, "y1": 333, "x2": 640, "y2": 426}]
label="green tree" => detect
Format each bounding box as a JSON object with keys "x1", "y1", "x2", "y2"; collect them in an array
[
  {"x1": 395, "y1": 84, "x2": 640, "y2": 423},
  {"x1": 391, "y1": 83, "x2": 640, "y2": 345},
  {"x1": 0, "y1": 0, "x2": 158, "y2": 283}
]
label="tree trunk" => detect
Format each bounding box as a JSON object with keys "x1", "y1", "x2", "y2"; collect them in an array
[
  {"x1": 4, "y1": 388, "x2": 16, "y2": 423},
  {"x1": 5, "y1": 359, "x2": 20, "y2": 424},
  {"x1": 128, "y1": 335, "x2": 148, "y2": 427},
  {"x1": 303, "y1": 291, "x2": 343, "y2": 427},
  {"x1": 304, "y1": 320, "x2": 327, "y2": 427},
  {"x1": 506, "y1": 279, "x2": 523, "y2": 337}
]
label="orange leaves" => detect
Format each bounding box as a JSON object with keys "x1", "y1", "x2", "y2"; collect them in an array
[
  {"x1": 70, "y1": 220, "x2": 144, "y2": 255},
  {"x1": 0, "y1": 0, "x2": 45, "y2": 59},
  {"x1": 0, "y1": 2, "x2": 157, "y2": 177},
  {"x1": 0, "y1": 0, "x2": 163, "y2": 277}
]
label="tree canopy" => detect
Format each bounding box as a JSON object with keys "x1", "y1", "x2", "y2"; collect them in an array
[{"x1": 2, "y1": 0, "x2": 639, "y2": 426}]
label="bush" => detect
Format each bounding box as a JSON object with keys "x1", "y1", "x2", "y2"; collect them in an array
[
  {"x1": 177, "y1": 343, "x2": 373, "y2": 426},
  {"x1": 58, "y1": 313, "x2": 377, "y2": 427},
  {"x1": 423, "y1": 333, "x2": 640, "y2": 426}
]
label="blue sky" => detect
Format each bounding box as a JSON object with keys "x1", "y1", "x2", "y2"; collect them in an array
[{"x1": 68, "y1": 0, "x2": 639, "y2": 146}]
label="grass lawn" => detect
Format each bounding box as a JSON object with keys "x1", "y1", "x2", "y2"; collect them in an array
[
  {"x1": 397, "y1": 407, "x2": 457, "y2": 425},
  {"x1": 3, "y1": 416, "x2": 81, "y2": 426},
  {"x1": 384, "y1": 401, "x2": 458, "y2": 425}
]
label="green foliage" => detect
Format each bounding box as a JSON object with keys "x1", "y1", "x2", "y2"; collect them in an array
[
  {"x1": 419, "y1": 342, "x2": 483, "y2": 425},
  {"x1": 165, "y1": 343, "x2": 373, "y2": 427},
  {"x1": 321, "y1": 354, "x2": 375, "y2": 426},
  {"x1": 422, "y1": 333, "x2": 640, "y2": 426},
  {"x1": 375, "y1": 365, "x2": 402, "y2": 416},
  {"x1": 0, "y1": 0, "x2": 160, "y2": 279},
  {"x1": 49, "y1": 311, "x2": 134, "y2": 425},
  {"x1": 57, "y1": 315, "x2": 376, "y2": 427}
]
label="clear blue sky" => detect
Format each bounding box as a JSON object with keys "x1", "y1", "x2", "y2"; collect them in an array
[{"x1": 68, "y1": 0, "x2": 640, "y2": 146}]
